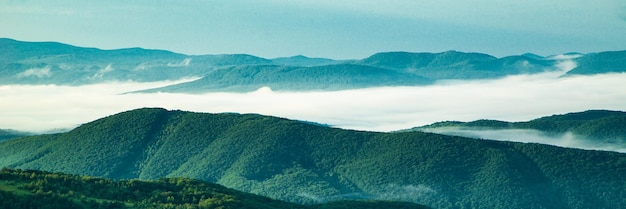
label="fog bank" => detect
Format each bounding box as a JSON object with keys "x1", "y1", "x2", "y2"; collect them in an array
[
  {"x1": 1, "y1": 72, "x2": 625, "y2": 135},
  {"x1": 420, "y1": 127, "x2": 626, "y2": 153}
]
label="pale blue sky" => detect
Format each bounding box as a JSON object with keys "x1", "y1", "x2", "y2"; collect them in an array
[{"x1": 1, "y1": 0, "x2": 626, "y2": 59}]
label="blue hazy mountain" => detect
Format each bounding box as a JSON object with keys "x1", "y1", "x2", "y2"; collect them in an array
[
  {"x1": 137, "y1": 64, "x2": 433, "y2": 93},
  {"x1": 565, "y1": 51, "x2": 626, "y2": 75},
  {"x1": 1, "y1": 108, "x2": 626, "y2": 209},
  {"x1": 271, "y1": 55, "x2": 346, "y2": 67},
  {"x1": 0, "y1": 38, "x2": 271, "y2": 85},
  {"x1": 356, "y1": 51, "x2": 558, "y2": 79},
  {"x1": 1, "y1": 38, "x2": 624, "y2": 92}
]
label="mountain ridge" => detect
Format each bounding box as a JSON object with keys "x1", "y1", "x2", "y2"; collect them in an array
[
  {"x1": 1, "y1": 108, "x2": 626, "y2": 208},
  {"x1": 3, "y1": 38, "x2": 623, "y2": 92},
  {"x1": 411, "y1": 110, "x2": 626, "y2": 152}
]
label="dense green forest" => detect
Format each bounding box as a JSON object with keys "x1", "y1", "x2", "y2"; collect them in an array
[
  {"x1": 1, "y1": 108, "x2": 626, "y2": 209},
  {"x1": 414, "y1": 110, "x2": 626, "y2": 145},
  {"x1": 0, "y1": 168, "x2": 429, "y2": 209},
  {"x1": 0, "y1": 108, "x2": 626, "y2": 208}
]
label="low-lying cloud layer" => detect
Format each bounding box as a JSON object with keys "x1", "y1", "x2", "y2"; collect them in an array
[
  {"x1": 297, "y1": 184, "x2": 437, "y2": 204},
  {"x1": 420, "y1": 127, "x2": 626, "y2": 153},
  {"x1": 16, "y1": 66, "x2": 52, "y2": 78},
  {"x1": 1, "y1": 72, "x2": 625, "y2": 139}
]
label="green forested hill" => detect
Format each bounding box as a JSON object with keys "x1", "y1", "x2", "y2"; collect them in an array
[
  {"x1": 1, "y1": 108, "x2": 626, "y2": 209},
  {"x1": 415, "y1": 110, "x2": 626, "y2": 145},
  {"x1": 0, "y1": 168, "x2": 429, "y2": 209}
]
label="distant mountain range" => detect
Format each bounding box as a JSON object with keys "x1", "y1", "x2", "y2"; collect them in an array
[
  {"x1": 2, "y1": 38, "x2": 624, "y2": 92},
  {"x1": 2, "y1": 108, "x2": 626, "y2": 209}
]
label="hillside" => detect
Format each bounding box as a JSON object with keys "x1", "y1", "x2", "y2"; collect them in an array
[
  {"x1": 0, "y1": 168, "x2": 429, "y2": 209},
  {"x1": 1, "y1": 108, "x2": 626, "y2": 209},
  {"x1": 355, "y1": 51, "x2": 557, "y2": 80},
  {"x1": 137, "y1": 64, "x2": 432, "y2": 93},
  {"x1": 413, "y1": 110, "x2": 626, "y2": 147},
  {"x1": 566, "y1": 50, "x2": 626, "y2": 75}
]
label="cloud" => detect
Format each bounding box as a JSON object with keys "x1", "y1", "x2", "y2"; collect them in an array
[
  {"x1": 373, "y1": 184, "x2": 436, "y2": 203},
  {"x1": 296, "y1": 184, "x2": 435, "y2": 204},
  {"x1": 0, "y1": 71, "x2": 625, "y2": 141},
  {"x1": 91, "y1": 64, "x2": 114, "y2": 79},
  {"x1": 16, "y1": 66, "x2": 52, "y2": 78},
  {"x1": 420, "y1": 127, "x2": 626, "y2": 153},
  {"x1": 167, "y1": 58, "x2": 191, "y2": 67}
]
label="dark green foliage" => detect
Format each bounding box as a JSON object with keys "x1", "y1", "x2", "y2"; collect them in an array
[
  {"x1": 566, "y1": 50, "x2": 626, "y2": 75},
  {"x1": 0, "y1": 168, "x2": 428, "y2": 209},
  {"x1": 1, "y1": 108, "x2": 626, "y2": 209},
  {"x1": 0, "y1": 38, "x2": 271, "y2": 85}
]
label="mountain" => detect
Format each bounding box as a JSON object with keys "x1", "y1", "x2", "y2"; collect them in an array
[
  {"x1": 271, "y1": 55, "x2": 345, "y2": 67},
  {"x1": 136, "y1": 64, "x2": 433, "y2": 93},
  {"x1": 0, "y1": 129, "x2": 32, "y2": 141},
  {"x1": 411, "y1": 110, "x2": 626, "y2": 150},
  {"x1": 0, "y1": 38, "x2": 277, "y2": 85},
  {"x1": 355, "y1": 51, "x2": 558, "y2": 80},
  {"x1": 4, "y1": 38, "x2": 612, "y2": 93},
  {"x1": 1, "y1": 108, "x2": 626, "y2": 209},
  {"x1": 0, "y1": 168, "x2": 429, "y2": 209},
  {"x1": 191, "y1": 54, "x2": 273, "y2": 66},
  {"x1": 566, "y1": 50, "x2": 626, "y2": 75}
]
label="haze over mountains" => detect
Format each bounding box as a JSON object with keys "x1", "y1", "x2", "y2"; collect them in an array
[
  {"x1": 2, "y1": 38, "x2": 626, "y2": 134},
  {"x1": 2, "y1": 38, "x2": 625, "y2": 93}
]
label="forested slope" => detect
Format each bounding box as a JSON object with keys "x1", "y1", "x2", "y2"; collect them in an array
[
  {"x1": 415, "y1": 110, "x2": 626, "y2": 145},
  {"x1": 0, "y1": 168, "x2": 429, "y2": 209},
  {"x1": 1, "y1": 108, "x2": 625, "y2": 209},
  {"x1": 566, "y1": 50, "x2": 626, "y2": 75}
]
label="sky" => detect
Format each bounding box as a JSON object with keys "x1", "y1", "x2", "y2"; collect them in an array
[{"x1": 1, "y1": 0, "x2": 626, "y2": 59}]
